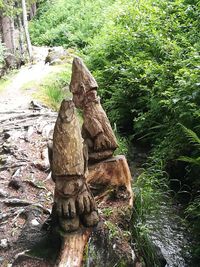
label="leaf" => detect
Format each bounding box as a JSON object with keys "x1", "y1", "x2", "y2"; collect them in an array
[
  {"x1": 179, "y1": 124, "x2": 200, "y2": 150},
  {"x1": 178, "y1": 156, "x2": 200, "y2": 166}
]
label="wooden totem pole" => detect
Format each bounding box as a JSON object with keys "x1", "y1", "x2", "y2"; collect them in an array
[{"x1": 50, "y1": 57, "x2": 133, "y2": 266}]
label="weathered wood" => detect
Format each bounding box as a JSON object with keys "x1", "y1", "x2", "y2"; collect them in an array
[
  {"x1": 57, "y1": 229, "x2": 91, "y2": 267},
  {"x1": 70, "y1": 57, "x2": 118, "y2": 162},
  {"x1": 52, "y1": 100, "x2": 84, "y2": 177},
  {"x1": 51, "y1": 99, "x2": 99, "y2": 233},
  {"x1": 82, "y1": 100, "x2": 118, "y2": 162},
  {"x1": 70, "y1": 57, "x2": 98, "y2": 94},
  {"x1": 87, "y1": 155, "x2": 134, "y2": 207}
]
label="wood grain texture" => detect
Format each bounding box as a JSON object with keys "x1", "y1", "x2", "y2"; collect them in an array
[
  {"x1": 52, "y1": 99, "x2": 85, "y2": 177},
  {"x1": 87, "y1": 155, "x2": 134, "y2": 207},
  {"x1": 56, "y1": 229, "x2": 91, "y2": 267},
  {"x1": 70, "y1": 57, "x2": 118, "y2": 162}
]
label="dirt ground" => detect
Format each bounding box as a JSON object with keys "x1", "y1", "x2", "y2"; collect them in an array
[{"x1": 0, "y1": 48, "x2": 59, "y2": 266}]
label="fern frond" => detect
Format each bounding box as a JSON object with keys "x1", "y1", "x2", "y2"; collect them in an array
[
  {"x1": 178, "y1": 156, "x2": 200, "y2": 166},
  {"x1": 179, "y1": 124, "x2": 200, "y2": 150}
]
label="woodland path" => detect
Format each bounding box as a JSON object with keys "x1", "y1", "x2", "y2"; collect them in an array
[
  {"x1": 0, "y1": 46, "x2": 51, "y2": 114},
  {"x1": 0, "y1": 47, "x2": 58, "y2": 267}
]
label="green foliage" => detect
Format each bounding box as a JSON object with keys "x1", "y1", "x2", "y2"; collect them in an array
[
  {"x1": 114, "y1": 134, "x2": 129, "y2": 156},
  {"x1": 179, "y1": 124, "x2": 200, "y2": 151},
  {"x1": 39, "y1": 69, "x2": 72, "y2": 110},
  {"x1": 86, "y1": 0, "x2": 200, "y2": 146},
  {"x1": 132, "y1": 158, "x2": 170, "y2": 266},
  {"x1": 29, "y1": 0, "x2": 116, "y2": 48},
  {"x1": 85, "y1": 3, "x2": 200, "y2": 262}
]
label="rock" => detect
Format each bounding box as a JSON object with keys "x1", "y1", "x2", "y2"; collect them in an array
[
  {"x1": 0, "y1": 239, "x2": 9, "y2": 249},
  {"x1": 87, "y1": 155, "x2": 134, "y2": 206},
  {"x1": 31, "y1": 219, "x2": 40, "y2": 226},
  {"x1": 0, "y1": 189, "x2": 9, "y2": 198},
  {"x1": 8, "y1": 178, "x2": 23, "y2": 190},
  {"x1": 29, "y1": 100, "x2": 43, "y2": 110},
  {"x1": 24, "y1": 126, "x2": 35, "y2": 142},
  {"x1": 41, "y1": 124, "x2": 54, "y2": 140},
  {"x1": 49, "y1": 58, "x2": 62, "y2": 66},
  {"x1": 45, "y1": 46, "x2": 68, "y2": 65},
  {"x1": 0, "y1": 155, "x2": 8, "y2": 164},
  {"x1": 12, "y1": 168, "x2": 21, "y2": 178},
  {"x1": 33, "y1": 161, "x2": 48, "y2": 171},
  {"x1": 4, "y1": 131, "x2": 11, "y2": 139},
  {"x1": 3, "y1": 141, "x2": 12, "y2": 153}
]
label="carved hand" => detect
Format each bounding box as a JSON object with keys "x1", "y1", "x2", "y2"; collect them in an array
[
  {"x1": 54, "y1": 177, "x2": 99, "y2": 230},
  {"x1": 94, "y1": 133, "x2": 112, "y2": 151},
  {"x1": 76, "y1": 183, "x2": 97, "y2": 214},
  {"x1": 55, "y1": 177, "x2": 84, "y2": 218}
]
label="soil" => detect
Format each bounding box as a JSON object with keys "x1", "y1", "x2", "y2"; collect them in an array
[{"x1": 0, "y1": 47, "x2": 58, "y2": 266}]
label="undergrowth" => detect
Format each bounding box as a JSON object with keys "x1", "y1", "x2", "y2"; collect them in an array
[{"x1": 29, "y1": 0, "x2": 115, "y2": 48}]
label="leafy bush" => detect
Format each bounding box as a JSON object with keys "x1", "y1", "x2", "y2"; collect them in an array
[
  {"x1": 84, "y1": 0, "x2": 200, "y2": 263},
  {"x1": 86, "y1": 0, "x2": 200, "y2": 146},
  {"x1": 29, "y1": 0, "x2": 116, "y2": 48}
]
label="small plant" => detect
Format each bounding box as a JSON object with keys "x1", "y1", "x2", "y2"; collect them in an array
[
  {"x1": 178, "y1": 124, "x2": 200, "y2": 166},
  {"x1": 105, "y1": 221, "x2": 120, "y2": 240},
  {"x1": 29, "y1": 65, "x2": 72, "y2": 110},
  {"x1": 102, "y1": 207, "x2": 113, "y2": 217}
]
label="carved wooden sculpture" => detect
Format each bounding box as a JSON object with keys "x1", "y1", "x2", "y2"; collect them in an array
[
  {"x1": 51, "y1": 99, "x2": 99, "y2": 232},
  {"x1": 49, "y1": 59, "x2": 134, "y2": 267},
  {"x1": 70, "y1": 57, "x2": 118, "y2": 162}
]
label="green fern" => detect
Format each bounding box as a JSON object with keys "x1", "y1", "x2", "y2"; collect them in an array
[
  {"x1": 178, "y1": 124, "x2": 200, "y2": 166},
  {"x1": 178, "y1": 156, "x2": 200, "y2": 166},
  {"x1": 179, "y1": 124, "x2": 200, "y2": 150}
]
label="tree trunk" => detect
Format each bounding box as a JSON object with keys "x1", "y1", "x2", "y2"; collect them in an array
[
  {"x1": 21, "y1": 0, "x2": 32, "y2": 60},
  {"x1": 29, "y1": 2, "x2": 37, "y2": 19},
  {"x1": 16, "y1": 14, "x2": 24, "y2": 61},
  {"x1": 0, "y1": 15, "x2": 15, "y2": 54}
]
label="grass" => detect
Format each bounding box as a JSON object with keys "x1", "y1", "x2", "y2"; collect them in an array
[{"x1": 22, "y1": 63, "x2": 72, "y2": 110}]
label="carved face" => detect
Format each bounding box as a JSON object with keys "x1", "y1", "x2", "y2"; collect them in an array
[
  {"x1": 72, "y1": 82, "x2": 86, "y2": 109},
  {"x1": 56, "y1": 177, "x2": 84, "y2": 197},
  {"x1": 59, "y1": 99, "x2": 75, "y2": 122}
]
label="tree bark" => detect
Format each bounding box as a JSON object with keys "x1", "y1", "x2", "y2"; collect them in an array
[
  {"x1": 29, "y1": 3, "x2": 37, "y2": 19},
  {"x1": 0, "y1": 15, "x2": 15, "y2": 54},
  {"x1": 16, "y1": 14, "x2": 24, "y2": 61},
  {"x1": 21, "y1": 0, "x2": 32, "y2": 60}
]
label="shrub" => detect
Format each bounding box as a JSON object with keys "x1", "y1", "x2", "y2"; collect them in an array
[
  {"x1": 85, "y1": 0, "x2": 200, "y2": 147},
  {"x1": 29, "y1": 0, "x2": 116, "y2": 48}
]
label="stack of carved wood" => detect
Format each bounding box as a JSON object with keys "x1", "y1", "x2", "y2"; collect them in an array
[{"x1": 50, "y1": 57, "x2": 134, "y2": 267}]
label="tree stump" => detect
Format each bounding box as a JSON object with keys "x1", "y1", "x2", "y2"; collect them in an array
[{"x1": 87, "y1": 155, "x2": 133, "y2": 207}]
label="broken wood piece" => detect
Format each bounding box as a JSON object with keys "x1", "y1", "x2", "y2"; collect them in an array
[
  {"x1": 87, "y1": 155, "x2": 134, "y2": 207},
  {"x1": 56, "y1": 229, "x2": 91, "y2": 267}
]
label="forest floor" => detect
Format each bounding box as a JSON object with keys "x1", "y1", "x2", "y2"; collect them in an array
[{"x1": 0, "y1": 47, "x2": 59, "y2": 266}]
